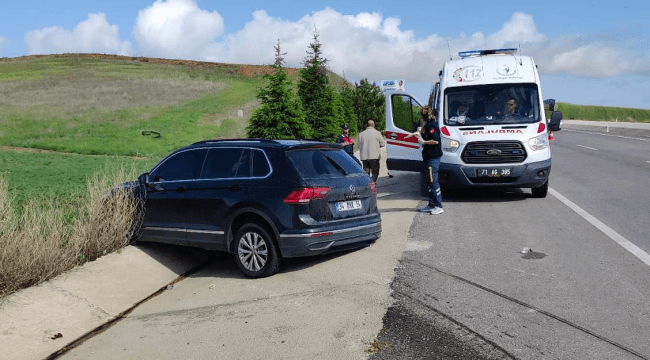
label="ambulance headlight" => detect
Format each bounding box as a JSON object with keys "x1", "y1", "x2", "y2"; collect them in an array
[
  {"x1": 528, "y1": 134, "x2": 549, "y2": 151},
  {"x1": 442, "y1": 137, "x2": 460, "y2": 153}
]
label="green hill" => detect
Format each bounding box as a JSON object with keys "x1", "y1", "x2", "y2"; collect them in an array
[{"x1": 0, "y1": 53, "x2": 350, "y2": 159}]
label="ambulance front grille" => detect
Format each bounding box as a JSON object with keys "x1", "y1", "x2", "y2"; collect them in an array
[{"x1": 461, "y1": 141, "x2": 527, "y2": 164}]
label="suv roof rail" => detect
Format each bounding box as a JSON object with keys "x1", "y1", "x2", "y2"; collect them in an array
[
  {"x1": 190, "y1": 138, "x2": 336, "y2": 147},
  {"x1": 190, "y1": 138, "x2": 279, "y2": 146},
  {"x1": 458, "y1": 48, "x2": 517, "y2": 58}
]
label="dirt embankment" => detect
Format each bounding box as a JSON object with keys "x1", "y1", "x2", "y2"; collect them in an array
[{"x1": 4, "y1": 53, "x2": 300, "y2": 77}]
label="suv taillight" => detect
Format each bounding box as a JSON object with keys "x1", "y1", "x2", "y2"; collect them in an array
[
  {"x1": 369, "y1": 182, "x2": 377, "y2": 193},
  {"x1": 284, "y1": 187, "x2": 331, "y2": 204}
]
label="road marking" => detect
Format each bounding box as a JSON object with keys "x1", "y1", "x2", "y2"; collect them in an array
[
  {"x1": 550, "y1": 188, "x2": 650, "y2": 268},
  {"x1": 576, "y1": 144, "x2": 598, "y2": 151}
]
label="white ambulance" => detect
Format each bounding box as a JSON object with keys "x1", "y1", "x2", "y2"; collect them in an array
[{"x1": 385, "y1": 48, "x2": 553, "y2": 197}]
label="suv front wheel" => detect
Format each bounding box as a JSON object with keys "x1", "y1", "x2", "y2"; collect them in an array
[{"x1": 233, "y1": 223, "x2": 280, "y2": 278}]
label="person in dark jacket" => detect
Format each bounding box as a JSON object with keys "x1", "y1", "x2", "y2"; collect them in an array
[
  {"x1": 336, "y1": 123, "x2": 362, "y2": 166},
  {"x1": 414, "y1": 106, "x2": 444, "y2": 215},
  {"x1": 336, "y1": 123, "x2": 355, "y2": 156}
]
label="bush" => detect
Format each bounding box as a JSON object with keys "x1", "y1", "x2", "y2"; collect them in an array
[{"x1": 0, "y1": 164, "x2": 142, "y2": 299}]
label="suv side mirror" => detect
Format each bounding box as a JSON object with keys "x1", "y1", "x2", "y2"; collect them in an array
[{"x1": 138, "y1": 172, "x2": 151, "y2": 187}]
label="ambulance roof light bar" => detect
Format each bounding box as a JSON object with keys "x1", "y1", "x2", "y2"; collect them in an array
[{"x1": 458, "y1": 48, "x2": 518, "y2": 58}]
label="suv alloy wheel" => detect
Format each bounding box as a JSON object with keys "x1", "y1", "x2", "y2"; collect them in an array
[{"x1": 234, "y1": 223, "x2": 280, "y2": 278}]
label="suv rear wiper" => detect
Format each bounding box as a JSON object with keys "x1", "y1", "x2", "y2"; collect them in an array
[{"x1": 324, "y1": 153, "x2": 348, "y2": 175}]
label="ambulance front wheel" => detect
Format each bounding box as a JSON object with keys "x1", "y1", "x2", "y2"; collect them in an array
[{"x1": 531, "y1": 180, "x2": 548, "y2": 198}]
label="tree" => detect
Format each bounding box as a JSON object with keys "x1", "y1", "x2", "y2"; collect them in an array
[
  {"x1": 246, "y1": 41, "x2": 310, "y2": 140},
  {"x1": 352, "y1": 79, "x2": 385, "y2": 132},
  {"x1": 339, "y1": 85, "x2": 359, "y2": 137},
  {"x1": 297, "y1": 29, "x2": 343, "y2": 142},
  {"x1": 273, "y1": 38, "x2": 287, "y2": 67}
]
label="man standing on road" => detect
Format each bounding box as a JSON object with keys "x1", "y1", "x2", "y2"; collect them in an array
[
  {"x1": 357, "y1": 119, "x2": 385, "y2": 182},
  {"x1": 412, "y1": 106, "x2": 443, "y2": 215}
]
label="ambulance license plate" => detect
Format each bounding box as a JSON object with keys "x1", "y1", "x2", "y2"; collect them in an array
[{"x1": 477, "y1": 167, "x2": 512, "y2": 177}]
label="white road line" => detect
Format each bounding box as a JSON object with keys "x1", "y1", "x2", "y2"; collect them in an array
[
  {"x1": 576, "y1": 144, "x2": 598, "y2": 151},
  {"x1": 550, "y1": 188, "x2": 650, "y2": 267}
]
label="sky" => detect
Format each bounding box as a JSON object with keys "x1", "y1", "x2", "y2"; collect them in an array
[{"x1": 1, "y1": 0, "x2": 649, "y2": 109}]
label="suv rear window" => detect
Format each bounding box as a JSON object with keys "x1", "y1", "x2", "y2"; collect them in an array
[{"x1": 286, "y1": 149, "x2": 364, "y2": 179}]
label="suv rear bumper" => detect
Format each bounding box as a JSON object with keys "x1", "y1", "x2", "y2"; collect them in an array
[
  {"x1": 439, "y1": 159, "x2": 551, "y2": 189},
  {"x1": 278, "y1": 218, "x2": 382, "y2": 258}
]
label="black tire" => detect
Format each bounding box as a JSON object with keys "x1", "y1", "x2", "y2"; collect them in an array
[
  {"x1": 531, "y1": 181, "x2": 548, "y2": 198},
  {"x1": 233, "y1": 223, "x2": 280, "y2": 278}
]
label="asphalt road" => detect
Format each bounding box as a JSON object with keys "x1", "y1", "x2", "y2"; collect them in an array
[
  {"x1": 54, "y1": 130, "x2": 650, "y2": 359},
  {"x1": 371, "y1": 130, "x2": 650, "y2": 359},
  {"x1": 549, "y1": 129, "x2": 650, "y2": 253}
]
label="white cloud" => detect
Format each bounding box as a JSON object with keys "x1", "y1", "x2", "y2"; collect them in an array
[
  {"x1": 132, "y1": 0, "x2": 224, "y2": 59},
  {"x1": 24, "y1": 13, "x2": 132, "y2": 55},
  {"x1": 19, "y1": 4, "x2": 650, "y2": 81},
  {"x1": 201, "y1": 7, "x2": 449, "y2": 81},
  {"x1": 487, "y1": 12, "x2": 546, "y2": 48},
  {"x1": 542, "y1": 43, "x2": 626, "y2": 77},
  {"x1": 0, "y1": 36, "x2": 6, "y2": 52}
]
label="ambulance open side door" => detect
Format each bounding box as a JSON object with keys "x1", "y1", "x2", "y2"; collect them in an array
[{"x1": 384, "y1": 92, "x2": 424, "y2": 172}]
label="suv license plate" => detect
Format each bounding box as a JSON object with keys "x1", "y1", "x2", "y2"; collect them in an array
[
  {"x1": 336, "y1": 200, "x2": 362, "y2": 212},
  {"x1": 477, "y1": 167, "x2": 512, "y2": 177}
]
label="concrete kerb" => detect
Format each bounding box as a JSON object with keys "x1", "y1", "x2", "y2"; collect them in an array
[
  {"x1": 561, "y1": 120, "x2": 650, "y2": 139},
  {"x1": 1, "y1": 245, "x2": 211, "y2": 360}
]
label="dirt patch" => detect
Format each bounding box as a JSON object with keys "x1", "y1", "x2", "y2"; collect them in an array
[
  {"x1": 0, "y1": 76, "x2": 227, "y2": 120},
  {"x1": 3, "y1": 53, "x2": 299, "y2": 78}
]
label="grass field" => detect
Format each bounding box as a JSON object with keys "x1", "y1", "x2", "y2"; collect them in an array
[
  {"x1": 557, "y1": 102, "x2": 650, "y2": 122},
  {"x1": 0, "y1": 55, "x2": 267, "y2": 157},
  {"x1": 0, "y1": 150, "x2": 157, "y2": 206}
]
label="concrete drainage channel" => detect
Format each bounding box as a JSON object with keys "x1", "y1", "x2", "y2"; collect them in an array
[{"x1": 45, "y1": 255, "x2": 217, "y2": 359}]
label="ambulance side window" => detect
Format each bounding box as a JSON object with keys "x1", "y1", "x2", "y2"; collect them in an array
[{"x1": 391, "y1": 95, "x2": 422, "y2": 132}]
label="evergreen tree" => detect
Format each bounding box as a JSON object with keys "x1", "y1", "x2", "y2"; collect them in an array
[
  {"x1": 297, "y1": 29, "x2": 342, "y2": 142},
  {"x1": 273, "y1": 38, "x2": 287, "y2": 67},
  {"x1": 352, "y1": 79, "x2": 386, "y2": 132},
  {"x1": 339, "y1": 85, "x2": 359, "y2": 137},
  {"x1": 246, "y1": 41, "x2": 310, "y2": 140}
]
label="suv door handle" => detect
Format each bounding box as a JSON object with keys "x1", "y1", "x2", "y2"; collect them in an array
[
  {"x1": 229, "y1": 184, "x2": 242, "y2": 191},
  {"x1": 389, "y1": 133, "x2": 398, "y2": 139},
  {"x1": 176, "y1": 186, "x2": 187, "y2": 193}
]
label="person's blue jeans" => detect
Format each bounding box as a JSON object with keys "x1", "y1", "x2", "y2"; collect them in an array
[{"x1": 424, "y1": 157, "x2": 442, "y2": 208}]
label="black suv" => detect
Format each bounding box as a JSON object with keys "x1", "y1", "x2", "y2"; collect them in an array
[{"x1": 129, "y1": 139, "x2": 381, "y2": 278}]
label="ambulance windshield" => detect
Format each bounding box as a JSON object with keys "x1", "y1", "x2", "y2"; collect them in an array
[{"x1": 444, "y1": 83, "x2": 540, "y2": 126}]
